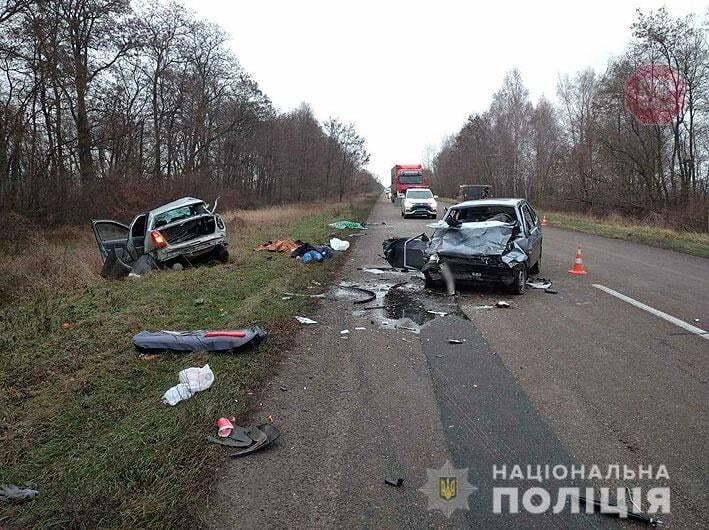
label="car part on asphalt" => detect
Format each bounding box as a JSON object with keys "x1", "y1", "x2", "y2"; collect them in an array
[
  {"x1": 495, "y1": 301, "x2": 511, "y2": 308},
  {"x1": 0, "y1": 484, "x2": 38, "y2": 502},
  {"x1": 448, "y1": 339, "x2": 465, "y2": 344},
  {"x1": 526, "y1": 278, "x2": 552, "y2": 289},
  {"x1": 162, "y1": 364, "x2": 214, "y2": 406},
  {"x1": 545, "y1": 288, "x2": 558, "y2": 294},
  {"x1": 133, "y1": 327, "x2": 267, "y2": 353},
  {"x1": 382, "y1": 234, "x2": 429, "y2": 270},
  {"x1": 384, "y1": 478, "x2": 404, "y2": 487}
]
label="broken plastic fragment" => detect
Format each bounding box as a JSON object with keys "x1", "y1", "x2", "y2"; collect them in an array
[
  {"x1": 495, "y1": 301, "x2": 511, "y2": 308},
  {"x1": 448, "y1": 339, "x2": 465, "y2": 344},
  {"x1": 295, "y1": 316, "x2": 318, "y2": 325},
  {"x1": 384, "y1": 478, "x2": 404, "y2": 487},
  {"x1": 527, "y1": 278, "x2": 552, "y2": 289}
]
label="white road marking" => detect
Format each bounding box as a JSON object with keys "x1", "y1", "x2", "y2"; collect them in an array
[{"x1": 592, "y1": 284, "x2": 709, "y2": 341}]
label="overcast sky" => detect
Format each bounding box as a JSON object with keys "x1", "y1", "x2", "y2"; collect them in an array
[{"x1": 185, "y1": 0, "x2": 706, "y2": 183}]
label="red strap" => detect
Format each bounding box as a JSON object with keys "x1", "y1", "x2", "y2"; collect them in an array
[{"x1": 204, "y1": 330, "x2": 247, "y2": 338}]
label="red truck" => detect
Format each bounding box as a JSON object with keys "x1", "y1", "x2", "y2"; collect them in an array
[{"x1": 390, "y1": 164, "x2": 425, "y2": 202}]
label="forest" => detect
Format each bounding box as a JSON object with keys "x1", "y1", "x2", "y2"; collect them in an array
[
  {"x1": 0, "y1": 0, "x2": 378, "y2": 226},
  {"x1": 428, "y1": 8, "x2": 708, "y2": 231}
]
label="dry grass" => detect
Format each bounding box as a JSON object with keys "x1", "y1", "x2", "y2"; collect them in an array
[
  {"x1": 0, "y1": 200, "x2": 363, "y2": 306},
  {"x1": 542, "y1": 210, "x2": 709, "y2": 258},
  {"x1": 0, "y1": 194, "x2": 377, "y2": 528}
]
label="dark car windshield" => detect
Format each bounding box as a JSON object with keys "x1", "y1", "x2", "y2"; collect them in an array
[
  {"x1": 447, "y1": 205, "x2": 517, "y2": 224},
  {"x1": 399, "y1": 174, "x2": 422, "y2": 184},
  {"x1": 153, "y1": 203, "x2": 209, "y2": 228}
]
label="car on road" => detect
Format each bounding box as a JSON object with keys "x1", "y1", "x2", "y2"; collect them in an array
[
  {"x1": 92, "y1": 196, "x2": 228, "y2": 278},
  {"x1": 400, "y1": 188, "x2": 438, "y2": 219},
  {"x1": 384, "y1": 198, "x2": 542, "y2": 294},
  {"x1": 456, "y1": 184, "x2": 493, "y2": 201}
]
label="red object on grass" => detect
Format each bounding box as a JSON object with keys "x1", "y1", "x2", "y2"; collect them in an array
[{"x1": 204, "y1": 330, "x2": 247, "y2": 338}]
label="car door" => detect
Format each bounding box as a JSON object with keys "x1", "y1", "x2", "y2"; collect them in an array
[
  {"x1": 520, "y1": 203, "x2": 542, "y2": 265},
  {"x1": 91, "y1": 220, "x2": 130, "y2": 261},
  {"x1": 126, "y1": 213, "x2": 148, "y2": 261}
]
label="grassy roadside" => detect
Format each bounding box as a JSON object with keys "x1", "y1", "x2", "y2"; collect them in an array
[
  {"x1": 541, "y1": 211, "x2": 709, "y2": 258},
  {"x1": 0, "y1": 196, "x2": 376, "y2": 528}
]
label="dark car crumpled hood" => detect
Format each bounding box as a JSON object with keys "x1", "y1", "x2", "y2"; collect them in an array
[
  {"x1": 429, "y1": 220, "x2": 514, "y2": 256},
  {"x1": 428, "y1": 220, "x2": 528, "y2": 267}
]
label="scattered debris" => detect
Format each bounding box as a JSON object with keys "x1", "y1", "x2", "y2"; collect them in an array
[
  {"x1": 544, "y1": 288, "x2": 558, "y2": 294},
  {"x1": 208, "y1": 423, "x2": 281, "y2": 458},
  {"x1": 340, "y1": 329, "x2": 350, "y2": 335},
  {"x1": 327, "y1": 284, "x2": 376, "y2": 304},
  {"x1": 527, "y1": 278, "x2": 553, "y2": 289},
  {"x1": 329, "y1": 220, "x2": 366, "y2": 230},
  {"x1": 216, "y1": 417, "x2": 237, "y2": 437},
  {"x1": 280, "y1": 385, "x2": 288, "y2": 391},
  {"x1": 162, "y1": 364, "x2": 214, "y2": 406},
  {"x1": 495, "y1": 301, "x2": 511, "y2": 308},
  {"x1": 0, "y1": 484, "x2": 38, "y2": 503},
  {"x1": 302, "y1": 250, "x2": 324, "y2": 263},
  {"x1": 133, "y1": 327, "x2": 267, "y2": 353},
  {"x1": 254, "y1": 239, "x2": 303, "y2": 252},
  {"x1": 355, "y1": 327, "x2": 366, "y2": 330},
  {"x1": 329, "y1": 238, "x2": 350, "y2": 251},
  {"x1": 295, "y1": 316, "x2": 318, "y2": 325},
  {"x1": 384, "y1": 478, "x2": 404, "y2": 487},
  {"x1": 448, "y1": 338, "x2": 466, "y2": 344},
  {"x1": 426, "y1": 310, "x2": 448, "y2": 317},
  {"x1": 194, "y1": 297, "x2": 205, "y2": 305}
]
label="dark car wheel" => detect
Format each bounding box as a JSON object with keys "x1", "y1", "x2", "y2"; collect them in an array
[{"x1": 510, "y1": 265, "x2": 527, "y2": 295}]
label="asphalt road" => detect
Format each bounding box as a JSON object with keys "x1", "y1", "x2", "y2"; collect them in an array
[{"x1": 207, "y1": 195, "x2": 708, "y2": 528}]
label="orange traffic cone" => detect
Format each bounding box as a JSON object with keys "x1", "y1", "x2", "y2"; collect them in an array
[
  {"x1": 568, "y1": 247, "x2": 587, "y2": 275},
  {"x1": 541, "y1": 215, "x2": 548, "y2": 227}
]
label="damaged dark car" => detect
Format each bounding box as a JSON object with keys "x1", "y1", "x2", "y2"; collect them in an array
[
  {"x1": 383, "y1": 199, "x2": 542, "y2": 294},
  {"x1": 92, "y1": 197, "x2": 228, "y2": 279}
]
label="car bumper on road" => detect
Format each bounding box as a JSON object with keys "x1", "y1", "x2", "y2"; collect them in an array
[
  {"x1": 425, "y1": 257, "x2": 515, "y2": 285},
  {"x1": 403, "y1": 207, "x2": 437, "y2": 217}
]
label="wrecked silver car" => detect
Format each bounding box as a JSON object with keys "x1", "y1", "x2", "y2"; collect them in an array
[
  {"x1": 383, "y1": 199, "x2": 542, "y2": 294},
  {"x1": 92, "y1": 197, "x2": 228, "y2": 278}
]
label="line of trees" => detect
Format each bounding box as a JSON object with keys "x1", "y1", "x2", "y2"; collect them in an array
[
  {"x1": 0, "y1": 0, "x2": 377, "y2": 225},
  {"x1": 428, "y1": 8, "x2": 708, "y2": 231}
]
